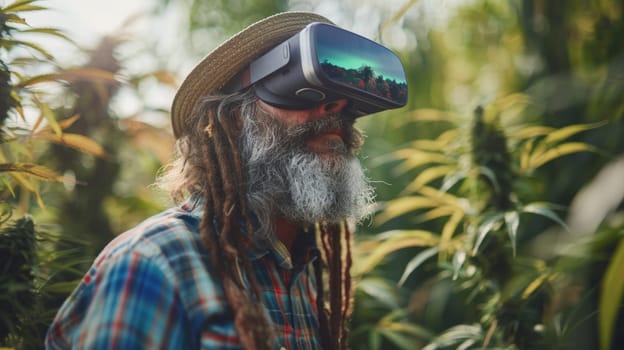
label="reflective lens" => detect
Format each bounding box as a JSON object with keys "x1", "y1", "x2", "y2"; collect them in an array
[{"x1": 314, "y1": 24, "x2": 408, "y2": 106}]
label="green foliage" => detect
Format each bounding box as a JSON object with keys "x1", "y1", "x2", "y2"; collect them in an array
[
  {"x1": 350, "y1": 0, "x2": 624, "y2": 348},
  {"x1": 360, "y1": 98, "x2": 601, "y2": 347},
  {"x1": 600, "y1": 235, "x2": 624, "y2": 350},
  {"x1": 0, "y1": 0, "x2": 108, "y2": 211},
  {"x1": 0, "y1": 216, "x2": 35, "y2": 343},
  {"x1": 0, "y1": 1, "x2": 151, "y2": 347}
]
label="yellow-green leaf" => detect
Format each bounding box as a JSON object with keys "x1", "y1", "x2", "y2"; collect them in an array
[
  {"x1": 599, "y1": 238, "x2": 624, "y2": 350},
  {"x1": 4, "y1": 13, "x2": 27, "y2": 24},
  {"x1": 4, "y1": 4, "x2": 44, "y2": 12},
  {"x1": 493, "y1": 93, "x2": 531, "y2": 111},
  {"x1": 357, "y1": 230, "x2": 439, "y2": 273},
  {"x1": 34, "y1": 114, "x2": 80, "y2": 134},
  {"x1": 33, "y1": 98, "x2": 62, "y2": 136},
  {"x1": 521, "y1": 273, "x2": 549, "y2": 299},
  {"x1": 376, "y1": 196, "x2": 441, "y2": 225},
  {"x1": 510, "y1": 126, "x2": 554, "y2": 140},
  {"x1": 2, "y1": 39, "x2": 53, "y2": 59},
  {"x1": 394, "y1": 152, "x2": 454, "y2": 175},
  {"x1": 399, "y1": 247, "x2": 439, "y2": 285},
  {"x1": 21, "y1": 27, "x2": 75, "y2": 44},
  {"x1": 403, "y1": 165, "x2": 458, "y2": 193},
  {"x1": 0, "y1": 162, "x2": 63, "y2": 181},
  {"x1": 543, "y1": 121, "x2": 607, "y2": 144},
  {"x1": 529, "y1": 142, "x2": 598, "y2": 169},
  {"x1": 439, "y1": 210, "x2": 464, "y2": 259},
  {"x1": 520, "y1": 138, "x2": 535, "y2": 172},
  {"x1": 413, "y1": 206, "x2": 457, "y2": 223},
  {"x1": 9, "y1": 172, "x2": 36, "y2": 192},
  {"x1": 18, "y1": 68, "x2": 118, "y2": 87},
  {"x1": 2, "y1": 0, "x2": 40, "y2": 12},
  {"x1": 35, "y1": 133, "x2": 107, "y2": 158}
]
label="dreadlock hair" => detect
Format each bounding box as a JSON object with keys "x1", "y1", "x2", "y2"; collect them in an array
[{"x1": 156, "y1": 89, "x2": 355, "y2": 349}]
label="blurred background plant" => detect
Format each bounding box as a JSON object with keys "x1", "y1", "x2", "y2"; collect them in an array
[
  {"x1": 1, "y1": 0, "x2": 175, "y2": 348},
  {"x1": 2, "y1": 0, "x2": 623, "y2": 349}
]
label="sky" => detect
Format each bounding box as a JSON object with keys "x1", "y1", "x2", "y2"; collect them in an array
[{"x1": 27, "y1": 0, "x2": 154, "y2": 46}]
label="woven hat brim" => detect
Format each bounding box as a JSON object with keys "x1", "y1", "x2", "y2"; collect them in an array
[{"x1": 171, "y1": 11, "x2": 333, "y2": 138}]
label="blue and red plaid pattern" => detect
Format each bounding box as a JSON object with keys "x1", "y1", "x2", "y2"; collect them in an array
[{"x1": 45, "y1": 198, "x2": 322, "y2": 349}]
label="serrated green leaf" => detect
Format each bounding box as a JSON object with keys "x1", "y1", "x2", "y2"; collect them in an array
[
  {"x1": 452, "y1": 250, "x2": 467, "y2": 280},
  {"x1": 357, "y1": 277, "x2": 402, "y2": 309},
  {"x1": 504, "y1": 211, "x2": 520, "y2": 256},
  {"x1": 398, "y1": 247, "x2": 439, "y2": 285},
  {"x1": 473, "y1": 213, "x2": 504, "y2": 255},
  {"x1": 440, "y1": 171, "x2": 468, "y2": 192},
  {"x1": 521, "y1": 202, "x2": 570, "y2": 231},
  {"x1": 599, "y1": 238, "x2": 624, "y2": 350},
  {"x1": 476, "y1": 165, "x2": 500, "y2": 193},
  {"x1": 422, "y1": 324, "x2": 482, "y2": 350}
]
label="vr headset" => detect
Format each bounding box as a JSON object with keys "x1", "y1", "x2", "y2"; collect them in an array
[{"x1": 226, "y1": 22, "x2": 408, "y2": 118}]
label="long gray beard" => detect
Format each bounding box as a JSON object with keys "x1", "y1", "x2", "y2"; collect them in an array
[{"x1": 241, "y1": 108, "x2": 375, "y2": 235}]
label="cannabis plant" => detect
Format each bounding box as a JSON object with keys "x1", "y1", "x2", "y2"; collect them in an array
[
  {"x1": 1, "y1": 1, "x2": 108, "y2": 348},
  {"x1": 354, "y1": 94, "x2": 605, "y2": 349}
]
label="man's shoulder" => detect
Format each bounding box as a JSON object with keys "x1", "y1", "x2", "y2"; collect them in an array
[{"x1": 96, "y1": 200, "x2": 205, "y2": 266}]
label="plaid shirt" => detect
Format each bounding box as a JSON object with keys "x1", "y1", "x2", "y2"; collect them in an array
[{"x1": 45, "y1": 198, "x2": 322, "y2": 349}]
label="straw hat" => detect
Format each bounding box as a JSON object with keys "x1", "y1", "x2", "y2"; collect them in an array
[{"x1": 171, "y1": 11, "x2": 333, "y2": 138}]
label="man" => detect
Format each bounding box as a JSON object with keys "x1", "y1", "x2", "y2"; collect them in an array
[{"x1": 46, "y1": 11, "x2": 407, "y2": 350}]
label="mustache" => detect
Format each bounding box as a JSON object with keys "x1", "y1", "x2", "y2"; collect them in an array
[{"x1": 283, "y1": 114, "x2": 363, "y2": 153}]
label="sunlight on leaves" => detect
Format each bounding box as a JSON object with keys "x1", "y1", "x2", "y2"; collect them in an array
[
  {"x1": 357, "y1": 230, "x2": 439, "y2": 274},
  {"x1": 34, "y1": 133, "x2": 107, "y2": 158},
  {"x1": 0, "y1": 162, "x2": 63, "y2": 182}
]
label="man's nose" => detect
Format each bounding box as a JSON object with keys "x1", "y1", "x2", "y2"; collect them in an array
[{"x1": 311, "y1": 98, "x2": 348, "y2": 118}]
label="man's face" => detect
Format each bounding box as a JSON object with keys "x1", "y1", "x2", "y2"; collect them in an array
[
  {"x1": 241, "y1": 98, "x2": 375, "y2": 225},
  {"x1": 256, "y1": 99, "x2": 354, "y2": 155}
]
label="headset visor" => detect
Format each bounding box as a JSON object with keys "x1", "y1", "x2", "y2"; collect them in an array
[{"x1": 312, "y1": 23, "x2": 408, "y2": 108}]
